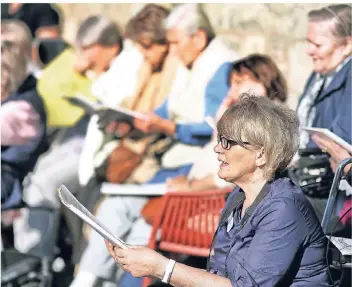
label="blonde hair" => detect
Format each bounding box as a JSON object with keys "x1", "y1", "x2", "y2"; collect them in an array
[{"x1": 217, "y1": 94, "x2": 300, "y2": 179}]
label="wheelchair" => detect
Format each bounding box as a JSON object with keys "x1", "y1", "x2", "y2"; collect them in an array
[
  {"x1": 1, "y1": 202, "x2": 74, "y2": 287},
  {"x1": 322, "y1": 158, "x2": 352, "y2": 287}
]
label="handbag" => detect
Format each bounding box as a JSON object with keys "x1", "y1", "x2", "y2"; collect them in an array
[
  {"x1": 104, "y1": 142, "x2": 143, "y2": 183},
  {"x1": 288, "y1": 148, "x2": 334, "y2": 198}
]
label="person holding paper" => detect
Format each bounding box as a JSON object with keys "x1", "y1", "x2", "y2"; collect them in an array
[
  {"x1": 297, "y1": 4, "x2": 351, "y2": 150},
  {"x1": 106, "y1": 95, "x2": 331, "y2": 287},
  {"x1": 118, "y1": 53, "x2": 288, "y2": 287},
  {"x1": 292, "y1": 4, "x2": 351, "y2": 235}
]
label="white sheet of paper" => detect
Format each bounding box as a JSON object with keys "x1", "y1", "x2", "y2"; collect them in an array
[
  {"x1": 328, "y1": 236, "x2": 352, "y2": 256},
  {"x1": 303, "y1": 127, "x2": 352, "y2": 154},
  {"x1": 101, "y1": 182, "x2": 167, "y2": 196},
  {"x1": 64, "y1": 93, "x2": 148, "y2": 120},
  {"x1": 57, "y1": 185, "x2": 128, "y2": 249}
]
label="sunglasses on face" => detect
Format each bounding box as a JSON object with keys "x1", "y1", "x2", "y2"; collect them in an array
[{"x1": 217, "y1": 134, "x2": 250, "y2": 150}]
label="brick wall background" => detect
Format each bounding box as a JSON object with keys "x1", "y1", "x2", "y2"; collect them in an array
[{"x1": 55, "y1": 3, "x2": 333, "y2": 109}]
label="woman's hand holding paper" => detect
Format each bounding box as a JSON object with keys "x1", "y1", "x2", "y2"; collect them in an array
[
  {"x1": 105, "y1": 240, "x2": 168, "y2": 278},
  {"x1": 312, "y1": 134, "x2": 351, "y2": 173}
]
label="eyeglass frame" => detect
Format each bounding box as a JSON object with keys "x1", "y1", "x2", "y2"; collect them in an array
[{"x1": 217, "y1": 134, "x2": 250, "y2": 150}]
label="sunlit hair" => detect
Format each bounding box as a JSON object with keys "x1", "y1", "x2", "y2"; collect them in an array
[
  {"x1": 126, "y1": 4, "x2": 170, "y2": 44},
  {"x1": 217, "y1": 93, "x2": 300, "y2": 178},
  {"x1": 163, "y1": 3, "x2": 215, "y2": 44},
  {"x1": 76, "y1": 15, "x2": 123, "y2": 49},
  {"x1": 308, "y1": 4, "x2": 351, "y2": 42},
  {"x1": 231, "y1": 54, "x2": 287, "y2": 103}
]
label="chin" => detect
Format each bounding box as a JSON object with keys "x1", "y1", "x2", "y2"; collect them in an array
[
  {"x1": 218, "y1": 171, "x2": 232, "y2": 183},
  {"x1": 313, "y1": 65, "x2": 323, "y2": 73}
]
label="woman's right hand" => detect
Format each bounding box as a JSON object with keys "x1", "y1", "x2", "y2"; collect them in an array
[{"x1": 133, "y1": 113, "x2": 176, "y2": 135}]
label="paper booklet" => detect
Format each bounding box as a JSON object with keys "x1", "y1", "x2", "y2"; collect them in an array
[
  {"x1": 63, "y1": 93, "x2": 148, "y2": 121},
  {"x1": 101, "y1": 182, "x2": 167, "y2": 196},
  {"x1": 328, "y1": 236, "x2": 352, "y2": 256},
  {"x1": 303, "y1": 127, "x2": 352, "y2": 154},
  {"x1": 57, "y1": 185, "x2": 128, "y2": 249}
]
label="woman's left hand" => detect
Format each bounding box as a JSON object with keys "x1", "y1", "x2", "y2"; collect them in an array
[
  {"x1": 311, "y1": 134, "x2": 351, "y2": 173},
  {"x1": 105, "y1": 241, "x2": 168, "y2": 278}
]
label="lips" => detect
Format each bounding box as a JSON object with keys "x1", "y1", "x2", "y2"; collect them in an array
[{"x1": 218, "y1": 158, "x2": 228, "y2": 168}]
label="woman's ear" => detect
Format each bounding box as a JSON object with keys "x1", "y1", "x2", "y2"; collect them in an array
[
  {"x1": 341, "y1": 36, "x2": 352, "y2": 57},
  {"x1": 255, "y1": 147, "x2": 266, "y2": 167}
]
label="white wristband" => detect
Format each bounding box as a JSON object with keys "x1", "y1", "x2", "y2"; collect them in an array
[{"x1": 161, "y1": 259, "x2": 176, "y2": 284}]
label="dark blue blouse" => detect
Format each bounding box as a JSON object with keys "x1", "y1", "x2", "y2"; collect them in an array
[{"x1": 209, "y1": 178, "x2": 331, "y2": 286}]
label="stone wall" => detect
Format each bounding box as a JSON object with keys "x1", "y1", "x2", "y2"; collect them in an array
[{"x1": 56, "y1": 3, "x2": 333, "y2": 109}]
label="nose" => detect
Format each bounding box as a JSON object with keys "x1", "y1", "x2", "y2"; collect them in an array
[
  {"x1": 213, "y1": 141, "x2": 223, "y2": 154},
  {"x1": 169, "y1": 44, "x2": 178, "y2": 56},
  {"x1": 306, "y1": 43, "x2": 315, "y2": 57}
]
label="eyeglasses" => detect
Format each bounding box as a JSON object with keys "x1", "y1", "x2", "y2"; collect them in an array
[{"x1": 217, "y1": 134, "x2": 250, "y2": 150}]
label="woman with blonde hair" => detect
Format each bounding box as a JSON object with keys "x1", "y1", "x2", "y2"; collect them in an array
[{"x1": 107, "y1": 95, "x2": 331, "y2": 286}]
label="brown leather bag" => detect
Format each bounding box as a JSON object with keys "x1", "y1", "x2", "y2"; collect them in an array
[{"x1": 105, "y1": 143, "x2": 142, "y2": 183}]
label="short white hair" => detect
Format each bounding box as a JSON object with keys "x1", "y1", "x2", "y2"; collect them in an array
[{"x1": 163, "y1": 4, "x2": 215, "y2": 41}]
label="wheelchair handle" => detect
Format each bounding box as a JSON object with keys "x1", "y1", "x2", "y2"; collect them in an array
[{"x1": 321, "y1": 157, "x2": 352, "y2": 234}]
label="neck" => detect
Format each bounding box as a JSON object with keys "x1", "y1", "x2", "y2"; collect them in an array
[{"x1": 236, "y1": 174, "x2": 268, "y2": 206}]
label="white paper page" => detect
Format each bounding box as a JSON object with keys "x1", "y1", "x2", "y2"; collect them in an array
[
  {"x1": 101, "y1": 183, "x2": 167, "y2": 196},
  {"x1": 64, "y1": 94, "x2": 148, "y2": 120},
  {"x1": 57, "y1": 185, "x2": 128, "y2": 249},
  {"x1": 303, "y1": 127, "x2": 352, "y2": 154},
  {"x1": 328, "y1": 236, "x2": 352, "y2": 256}
]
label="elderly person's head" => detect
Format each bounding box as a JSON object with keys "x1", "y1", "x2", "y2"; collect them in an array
[
  {"x1": 215, "y1": 94, "x2": 299, "y2": 183},
  {"x1": 164, "y1": 3, "x2": 215, "y2": 68},
  {"x1": 1, "y1": 40, "x2": 29, "y2": 101},
  {"x1": 306, "y1": 4, "x2": 352, "y2": 74},
  {"x1": 1, "y1": 51, "x2": 14, "y2": 102},
  {"x1": 1, "y1": 20, "x2": 32, "y2": 87},
  {"x1": 1, "y1": 20, "x2": 32, "y2": 63},
  {"x1": 74, "y1": 15, "x2": 123, "y2": 76},
  {"x1": 228, "y1": 54, "x2": 287, "y2": 103},
  {"x1": 126, "y1": 4, "x2": 170, "y2": 71}
]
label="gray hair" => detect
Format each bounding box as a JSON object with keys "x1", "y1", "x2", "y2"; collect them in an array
[
  {"x1": 163, "y1": 4, "x2": 215, "y2": 43},
  {"x1": 76, "y1": 15, "x2": 123, "y2": 49},
  {"x1": 308, "y1": 4, "x2": 352, "y2": 42},
  {"x1": 217, "y1": 94, "x2": 300, "y2": 179}
]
